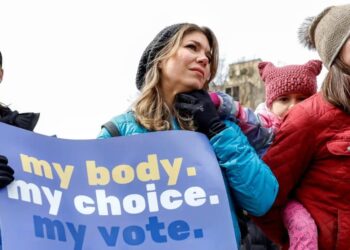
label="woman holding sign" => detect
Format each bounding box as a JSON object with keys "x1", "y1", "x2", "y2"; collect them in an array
[{"x1": 98, "y1": 23, "x2": 278, "y2": 246}]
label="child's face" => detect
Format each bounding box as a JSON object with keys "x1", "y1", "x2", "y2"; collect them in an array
[{"x1": 271, "y1": 93, "x2": 308, "y2": 118}]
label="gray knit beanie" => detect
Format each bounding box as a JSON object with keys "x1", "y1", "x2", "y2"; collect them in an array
[
  {"x1": 298, "y1": 4, "x2": 350, "y2": 69},
  {"x1": 135, "y1": 23, "x2": 187, "y2": 90}
]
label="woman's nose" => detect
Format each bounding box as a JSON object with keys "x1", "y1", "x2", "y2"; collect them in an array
[{"x1": 197, "y1": 54, "x2": 209, "y2": 66}]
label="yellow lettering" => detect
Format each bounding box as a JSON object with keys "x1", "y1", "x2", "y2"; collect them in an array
[
  {"x1": 160, "y1": 157, "x2": 182, "y2": 185},
  {"x1": 52, "y1": 163, "x2": 74, "y2": 189},
  {"x1": 20, "y1": 154, "x2": 53, "y2": 179},
  {"x1": 136, "y1": 154, "x2": 160, "y2": 182},
  {"x1": 86, "y1": 160, "x2": 110, "y2": 185},
  {"x1": 112, "y1": 165, "x2": 134, "y2": 184}
]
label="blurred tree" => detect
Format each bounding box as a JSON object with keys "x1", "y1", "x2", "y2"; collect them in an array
[{"x1": 212, "y1": 57, "x2": 229, "y2": 86}]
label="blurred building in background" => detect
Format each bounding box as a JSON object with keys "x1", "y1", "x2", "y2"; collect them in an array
[{"x1": 210, "y1": 58, "x2": 265, "y2": 110}]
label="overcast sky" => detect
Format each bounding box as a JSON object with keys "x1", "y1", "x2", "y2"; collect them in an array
[{"x1": 0, "y1": 0, "x2": 348, "y2": 139}]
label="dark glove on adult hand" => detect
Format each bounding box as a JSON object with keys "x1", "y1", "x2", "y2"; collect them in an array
[
  {"x1": 0, "y1": 107, "x2": 40, "y2": 131},
  {"x1": 175, "y1": 90, "x2": 226, "y2": 138},
  {"x1": 15, "y1": 112, "x2": 40, "y2": 131},
  {"x1": 0, "y1": 155, "x2": 15, "y2": 188},
  {"x1": 0, "y1": 110, "x2": 18, "y2": 125}
]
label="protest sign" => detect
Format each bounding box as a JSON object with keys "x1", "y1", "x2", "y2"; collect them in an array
[{"x1": 0, "y1": 123, "x2": 236, "y2": 249}]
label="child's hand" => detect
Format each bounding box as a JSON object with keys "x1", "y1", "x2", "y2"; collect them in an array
[
  {"x1": 209, "y1": 92, "x2": 221, "y2": 108},
  {"x1": 209, "y1": 91, "x2": 237, "y2": 120}
]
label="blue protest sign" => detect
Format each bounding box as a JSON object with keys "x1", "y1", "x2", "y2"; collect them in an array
[{"x1": 0, "y1": 123, "x2": 237, "y2": 249}]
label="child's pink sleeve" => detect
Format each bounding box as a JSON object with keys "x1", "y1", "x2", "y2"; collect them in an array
[
  {"x1": 209, "y1": 92, "x2": 221, "y2": 108},
  {"x1": 254, "y1": 103, "x2": 282, "y2": 132},
  {"x1": 282, "y1": 200, "x2": 318, "y2": 250}
]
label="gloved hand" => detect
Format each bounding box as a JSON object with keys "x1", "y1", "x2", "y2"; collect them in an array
[
  {"x1": 0, "y1": 155, "x2": 15, "y2": 188},
  {"x1": 209, "y1": 91, "x2": 237, "y2": 120},
  {"x1": 175, "y1": 90, "x2": 226, "y2": 138},
  {"x1": 0, "y1": 110, "x2": 18, "y2": 125},
  {"x1": 0, "y1": 106, "x2": 40, "y2": 131},
  {"x1": 15, "y1": 112, "x2": 40, "y2": 131}
]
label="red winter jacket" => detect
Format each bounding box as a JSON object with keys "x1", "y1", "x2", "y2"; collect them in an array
[{"x1": 254, "y1": 92, "x2": 350, "y2": 250}]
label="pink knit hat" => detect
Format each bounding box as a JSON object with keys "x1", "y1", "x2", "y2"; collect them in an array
[{"x1": 258, "y1": 60, "x2": 322, "y2": 108}]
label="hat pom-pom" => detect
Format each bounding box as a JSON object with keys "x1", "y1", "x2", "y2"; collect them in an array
[{"x1": 298, "y1": 16, "x2": 316, "y2": 50}]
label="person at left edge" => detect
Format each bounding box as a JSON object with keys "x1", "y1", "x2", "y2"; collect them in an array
[
  {"x1": 98, "y1": 23, "x2": 278, "y2": 246},
  {"x1": 0, "y1": 51, "x2": 40, "y2": 249},
  {"x1": 0, "y1": 50, "x2": 40, "y2": 188}
]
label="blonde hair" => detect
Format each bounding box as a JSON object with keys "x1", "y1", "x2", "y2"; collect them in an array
[
  {"x1": 133, "y1": 24, "x2": 219, "y2": 131},
  {"x1": 321, "y1": 57, "x2": 350, "y2": 113}
]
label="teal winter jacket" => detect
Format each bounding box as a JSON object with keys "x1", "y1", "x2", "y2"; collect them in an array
[{"x1": 98, "y1": 111, "x2": 278, "y2": 246}]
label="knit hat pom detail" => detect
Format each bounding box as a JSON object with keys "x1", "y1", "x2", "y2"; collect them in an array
[{"x1": 298, "y1": 16, "x2": 316, "y2": 49}]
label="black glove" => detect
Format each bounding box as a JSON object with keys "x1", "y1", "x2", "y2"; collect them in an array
[
  {"x1": 0, "y1": 155, "x2": 15, "y2": 188},
  {"x1": 175, "y1": 90, "x2": 226, "y2": 138},
  {"x1": 0, "y1": 106, "x2": 40, "y2": 131},
  {"x1": 15, "y1": 112, "x2": 40, "y2": 131},
  {"x1": 0, "y1": 110, "x2": 18, "y2": 124}
]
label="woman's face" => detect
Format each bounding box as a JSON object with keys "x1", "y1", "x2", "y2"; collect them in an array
[
  {"x1": 159, "y1": 31, "x2": 212, "y2": 95},
  {"x1": 340, "y1": 38, "x2": 350, "y2": 67}
]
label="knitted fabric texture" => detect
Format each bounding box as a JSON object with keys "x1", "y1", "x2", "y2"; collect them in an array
[
  {"x1": 135, "y1": 23, "x2": 186, "y2": 90},
  {"x1": 299, "y1": 4, "x2": 350, "y2": 69},
  {"x1": 258, "y1": 60, "x2": 322, "y2": 108},
  {"x1": 283, "y1": 200, "x2": 318, "y2": 250}
]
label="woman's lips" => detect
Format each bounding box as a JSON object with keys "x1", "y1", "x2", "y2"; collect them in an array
[{"x1": 190, "y1": 67, "x2": 205, "y2": 78}]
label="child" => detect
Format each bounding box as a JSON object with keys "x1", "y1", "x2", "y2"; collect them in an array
[{"x1": 210, "y1": 59, "x2": 322, "y2": 250}]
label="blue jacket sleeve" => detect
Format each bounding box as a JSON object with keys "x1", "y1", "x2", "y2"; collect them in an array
[
  {"x1": 210, "y1": 120, "x2": 278, "y2": 216},
  {"x1": 97, "y1": 127, "x2": 112, "y2": 139}
]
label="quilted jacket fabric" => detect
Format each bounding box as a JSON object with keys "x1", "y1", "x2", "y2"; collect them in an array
[{"x1": 254, "y1": 92, "x2": 350, "y2": 250}]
